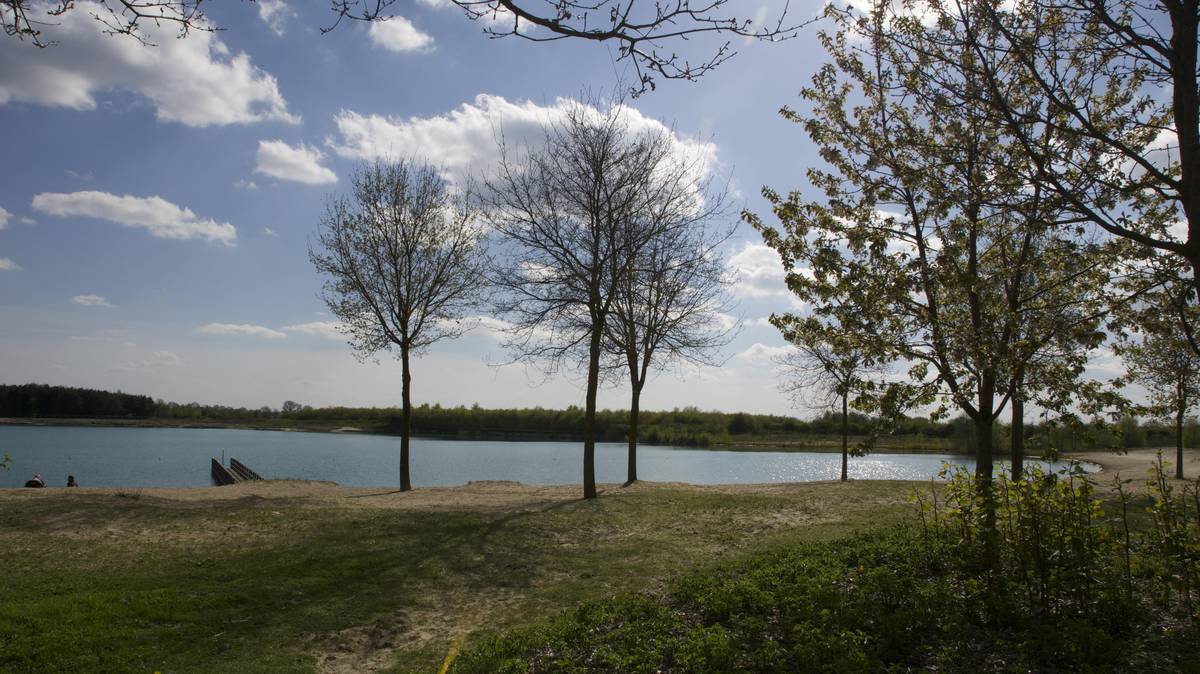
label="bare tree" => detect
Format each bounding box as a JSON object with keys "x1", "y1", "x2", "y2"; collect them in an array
[
  {"x1": 310, "y1": 160, "x2": 487, "y2": 491},
  {"x1": 604, "y1": 192, "x2": 737, "y2": 485},
  {"x1": 484, "y1": 101, "x2": 685, "y2": 499},
  {"x1": 4, "y1": 0, "x2": 806, "y2": 93},
  {"x1": 774, "y1": 316, "x2": 877, "y2": 482}
]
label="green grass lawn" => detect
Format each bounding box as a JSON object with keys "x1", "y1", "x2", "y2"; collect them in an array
[{"x1": 0, "y1": 481, "x2": 915, "y2": 673}]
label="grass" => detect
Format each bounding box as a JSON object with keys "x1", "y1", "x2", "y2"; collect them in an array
[
  {"x1": 451, "y1": 529, "x2": 1196, "y2": 673},
  {"x1": 452, "y1": 472, "x2": 1200, "y2": 673},
  {"x1": 0, "y1": 481, "x2": 914, "y2": 673}
]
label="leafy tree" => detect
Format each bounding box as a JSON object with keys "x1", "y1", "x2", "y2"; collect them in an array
[
  {"x1": 309, "y1": 159, "x2": 487, "y2": 491},
  {"x1": 281, "y1": 400, "x2": 303, "y2": 414},
  {"x1": 747, "y1": 0, "x2": 1118, "y2": 556},
  {"x1": 994, "y1": 226, "x2": 1115, "y2": 480},
  {"x1": 0, "y1": 383, "x2": 155, "y2": 417},
  {"x1": 958, "y1": 0, "x2": 1200, "y2": 350},
  {"x1": 1116, "y1": 288, "x2": 1200, "y2": 478},
  {"x1": 775, "y1": 316, "x2": 880, "y2": 481},
  {"x1": 485, "y1": 101, "x2": 689, "y2": 499}
]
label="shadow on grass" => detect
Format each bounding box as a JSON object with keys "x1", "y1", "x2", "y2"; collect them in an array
[{"x1": 0, "y1": 484, "x2": 902, "y2": 673}]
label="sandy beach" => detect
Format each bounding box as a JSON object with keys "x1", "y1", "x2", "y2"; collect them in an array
[{"x1": 1067, "y1": 447, "x2": 1200, "y2": 490}]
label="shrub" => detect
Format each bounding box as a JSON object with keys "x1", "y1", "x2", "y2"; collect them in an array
[{"x1": 454, "y1": 459, "x2": 1200, "y2": 673}]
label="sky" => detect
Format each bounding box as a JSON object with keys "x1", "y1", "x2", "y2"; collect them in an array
[{"x1": 0, "y1": 0, "x2": 1126, "y2": 416}]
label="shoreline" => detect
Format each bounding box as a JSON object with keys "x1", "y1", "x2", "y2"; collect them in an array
[
  {"x1": 0, "y1": 450, "x2": 1188, "y2": 500},
  {"x1": 1064, "y1": 447, "x2": 1200, "y2": 488},
  {"x1": 0, "y1": 416, "x2": 962, "y2": 454}
]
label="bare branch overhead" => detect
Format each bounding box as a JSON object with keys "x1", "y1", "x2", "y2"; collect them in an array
[{"x1": 4, "y1": 0, "x2": 809, "y2": 93}]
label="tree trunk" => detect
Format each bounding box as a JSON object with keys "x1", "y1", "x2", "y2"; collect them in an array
[
  {"x1": 975, "y1": 412, "x2": 996, "y2": 484},
  {"x1": 840, "y1": 391, "x2": 849, "y2": 482},
  {"x1": 626, "y1": 383, "x2": 642, "y2": 485},
  {"x1": 975, "y1": 377, "x2": 999, "y2": 570},
  {"x1": 1011, "y1": 382, "x2": 1025, "y2": 482},
  {"x1": 400, "y1": 344, "x2": 412, "y2": 492},
  {"x1": 974, "y1": 373, "x2": 997, "y2": 483},
  {"x1": 582, "y1": 324, "x2": 602, "y2": 500},
  {"x1": 1177, "y1": 402, "x2": 1186, "y2": 480}
]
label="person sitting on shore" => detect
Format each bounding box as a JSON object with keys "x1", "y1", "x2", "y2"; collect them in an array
[
  {"x1": 67, "y1": 475, "x2": 77, "y2": 488},
  {"x1": 24, "y1": 474, "x2": 45, "y2": 488}
]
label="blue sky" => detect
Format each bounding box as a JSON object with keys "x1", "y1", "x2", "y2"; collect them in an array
[{"x1": 0, "y1": 1, "x2": 1125, "y2": 415}]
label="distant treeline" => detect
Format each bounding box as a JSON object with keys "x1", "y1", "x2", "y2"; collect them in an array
[
  {"x1": 0, "y1": 384, "x2": 156, "y2": 418},
  {"x1": 1, "y1": 383, "x2": 950, "y2": 447},
  {"x1": 282, "y1": 404, "x2": 953, "y2": 446},
  {"x1": 3, "y1": 383, "x2": 1195, "y2": 452}
]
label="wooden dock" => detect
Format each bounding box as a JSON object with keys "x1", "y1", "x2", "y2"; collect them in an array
[
  {"x1": 229, "y1": 457, "x2": 263, "y2": 481},
  {"x1": 211, "y1": 457, "x2": 263, "y2": 486}
]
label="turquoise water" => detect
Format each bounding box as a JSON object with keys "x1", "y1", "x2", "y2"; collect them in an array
[{"x1": 0, "y1": 425, "x2": 1095, "y2": 489}]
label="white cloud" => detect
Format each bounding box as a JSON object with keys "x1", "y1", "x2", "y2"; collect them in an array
[
  {"x1": 831, "y1": 0, "x2": 941, "y2": 29},
  {"x1": 115, "y1": 350, "x2": 182, "y2": 371},
  {"x1": 18, "y1": 216, "x2": 35, "y2": 225},
  {"x1": 257, "y1": 0, "x2": 295, "y2": 36},
  {"x1": 0, "y1": 1, "x2": 298, "y2": 127},
  {"x1": 0, "y1": 205, "x2": 8, "y2": 229},
  {"x1": 744, "y1": 5, "x2": 770, "y2": 44},
  {"x1": 1142, "y1": 126, "x2": 1178, "y2": 175},
  {"x1": 367, "y1": 16, "x2": 434, "y2": 53},
  {"x1": 1165, "y1": 219, "x2": 1189, "y2": 243},
  {"x1": 198, "y1": 323, "x2": 288, "y2": 339},
  {"x1": 282, "y1": 321, "x2": 345, "y2": 340},
  {"x1": 33, "y1": 191, "x2": 237, "y2": 246},
  {"x1": 727, "y1": 242, "x2": 789, "y2": 298},
  {"x1": 1086, "y1": 345, "x2": 1124, "y2": 380},
  {"x1": 0, "y1": 258, "x2": 19, "y2": 271},
  {"x1": 735, "y1": 342, "x2": 794, "y2": 362},
  {"x1": 255, "y1": 140, "x2": 338, "y2": 185},
  {"x1": 415, "y1": 0, "x2": 531, "y2": 33},
  {"x1": 327, "y1": 94, "x2": 718, "y2": 187},
  {"x1": 264, "y1": 226, "x2": 278, "y2": 237},
  {"x1": 71, "y1": 294, "x2": 115, "y2": 307},
  {"x1": 464, "y1": 315, "x2": 516, "y2": 340},
  {"x1": 234, "y1": 179, "x2": 259, "y2": 191}
]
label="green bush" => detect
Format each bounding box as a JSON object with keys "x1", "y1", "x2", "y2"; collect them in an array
[{"x1": 454, "y1": 461, "x2": 1200, "y2": 673}]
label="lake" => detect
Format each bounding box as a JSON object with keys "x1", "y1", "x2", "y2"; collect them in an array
[{"x1": 0, "y1": 425, "x2": 1096, "y2": 489}]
